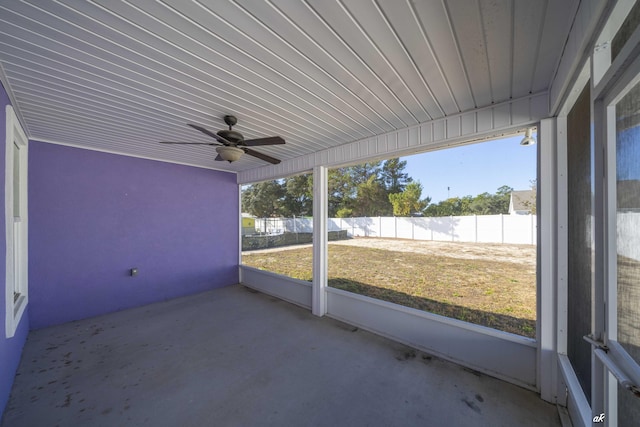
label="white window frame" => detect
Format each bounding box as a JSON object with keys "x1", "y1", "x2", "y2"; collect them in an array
[{"x1": 5, "y1": 105, "x2": 28, "y2": 338}]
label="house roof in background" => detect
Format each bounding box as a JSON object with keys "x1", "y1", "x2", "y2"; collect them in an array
[{"x1": 0, "y1": 0, "x2": 579, "y2": 172}]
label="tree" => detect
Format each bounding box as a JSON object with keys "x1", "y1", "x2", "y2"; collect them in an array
[
  {"x1": 349, "y1": 161, "x2": 382, "y2": 186},
  {"x1": 424, "y1": 196, "x2": 467, "y2": 216},
  {"x1": 281, "y1": 174, "x2": 313, "y2": 217},
  {"x1": 335, "y1": 208, "x2": 353, "y2": 218},
  {"x1": 381, "y1": 158, "x2": 412, "y2": 194},
  {"x1": 389, "y1": 181, "x2": 429, "y2": 216},
  {"x1": 328, "y1": 168, "x2": 356, "y2": 217},
  {"x1": 469, "y1": 192, "x2": 494, "y2": 215},
  {"x1": 519, "y1": 180, "x2": 537, "y2": 214},
  {"x1": 241, "y1": 180, "x2": 285, "y2": 217},
  {"x1": 423, "y1": 186, "x2": 513, "y2": 217},
  {"x1": 494, "y1": 185, "x2": 514, "y2": 214},
  {"x1": 353, "y1": 175, "x2": 391, "y2": 216}
]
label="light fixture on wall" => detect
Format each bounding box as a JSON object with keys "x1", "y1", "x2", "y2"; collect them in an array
[
  {"x1": 520, "y1": 128, "x2": 536, "y2": 146},
  {"x1": 216, "y1": 146, "x2": 244, "y2": 162}
]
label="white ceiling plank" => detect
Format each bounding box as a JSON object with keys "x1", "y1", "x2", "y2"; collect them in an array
[
  {"x1": 479, "y1": 0, "x2": 514, "y2": 104},
  {"x1": 1, "y1": 4, "x2": 353, "y2": 144},
  {"x1": 7, "y1": 68, "x2": 322, "y2": 150},
  {"x1": 0, "y1": 0, "x2": 583, "y2": 172},
  {"x1": 26, "y1": 117, "x2": 279, "y2": 169},
  {"x1": 0, "y1": 43, "x2": 336, "y2": 154},
  {"x1": 18, "y1": 93, "x2": 293, "y2": 155},
  {"x1": 336, "y1": 0, "x2": 434, "y2": 122},
  {"x1": 159, "y1": 0, "x2": 377, "y2": 137},
  {"x1": 411, "y1": 0, "x2": 476, "y2": 113},
  {"x1": 379, "y1": 0, "x2": 460, "y2": 115},
  {"x1": 532, "y1": 0, "x2": 580, "y2": 93},
  {"x1": 113, "y1": 0, "x2": 379, "y2": 138},
  {"x1": 20, "y1": 104, "x2": 303, "y2": 160},
  {"x1": 235, "y1": 0, "x2": 397, "y2": 133},
  {"x1": 344, "y1": 0, "x2": 445, "y2": 119},
  {"x1": 13, "y1": 86, "x2": 185, "y2": 136},
  {"x1": 511, "y1": 0, "x2": 547, "y2": 99},
  {"x1": 11, "y1": 78, "x2": 225, "y2": 139},
  {"x1": 446, "y1": 0, "x2": 493, "y2": 108},
  {"x1": 306, "y1": 0, "x2": 422, "y2": 125},
  {"x1": 3, "y1": 65, "x2": 226, "y2": 141},
  {"x1": 271, "y1": 0, "x2": 412, "y2": 129}
]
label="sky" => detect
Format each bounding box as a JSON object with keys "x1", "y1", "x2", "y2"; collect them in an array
[{"x1": 401, "y1": 133, "x2": 537, "y2": 204}]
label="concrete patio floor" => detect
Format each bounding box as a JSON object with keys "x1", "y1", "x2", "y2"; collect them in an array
[{"x1": 2, "y1": 284, "x2": 561, "y2": 427}]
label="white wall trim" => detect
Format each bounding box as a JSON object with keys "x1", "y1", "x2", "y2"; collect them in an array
[
  {"x1": 238, "y1": 93, "x2": 548, "y2": 184},
  {"x1": 5, "y1": 105, "x2": 28, "y2": 338},
  {"x1": 0, "y1": 64, "x2": 29, "y2": 138},
  {"x1": 240, "y1": 266, "x2": 312, "y2": 309},
  {"x1": 326, "y1": 286, "x2": 537, "y2": 390},
  {"x1": 238, "y1": 265, "x2": 537, "y2": 389}
]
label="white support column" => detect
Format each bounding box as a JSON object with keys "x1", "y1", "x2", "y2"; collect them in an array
[
  {"x1": 555, "y1": 115, "x2": 569, "y2": 406},
  {"x1": 238, "y1": 185, "x2": 243, "y2": 283},
  {"x1": 538, "y1": 117, "x2": 558, "y2": 403},
  {"x1": 556, "y1": 116, "x2": 569, "y2": 356},
  {"x1": 312, "y1": 166, "x2": 328, "y2": 316}
]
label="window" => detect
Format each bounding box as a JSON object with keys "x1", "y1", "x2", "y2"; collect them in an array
[{"x1": 5, "y1": 105, "x2": 28, "y2": 338}]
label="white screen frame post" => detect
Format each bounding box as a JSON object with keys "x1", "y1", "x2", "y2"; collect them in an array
[{"x1": 312, "y1": 165, "x2": 327, "y2": 316}]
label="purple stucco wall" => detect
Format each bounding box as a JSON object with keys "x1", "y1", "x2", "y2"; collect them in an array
[
  {"x1": 0, "y1": 82, "x2": 29, "y2": 418},
  {"x1": 28, "y1": 142, "x2": 239, "y2": 329}
]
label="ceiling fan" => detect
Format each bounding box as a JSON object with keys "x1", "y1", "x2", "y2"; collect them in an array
[{"x1": 160, "y1": 115, "x2": 284, "y2": 164}]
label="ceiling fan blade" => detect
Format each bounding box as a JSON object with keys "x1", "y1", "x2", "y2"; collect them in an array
[
  {"x1": 187, "y1": 124, "x2": 232, "y2": 145},
  {"x1": 160, "y1": 141, "x2": 219, "y2": 145},
  {"x1": 242, "y1": 136, "x2": 285, "y2": 146},
  {"x1": 215, "y1": 154, "x2": 224, "y2": 161},
  {"x1": 243, "y1": 148, "x2": 281, "y2": 165}
]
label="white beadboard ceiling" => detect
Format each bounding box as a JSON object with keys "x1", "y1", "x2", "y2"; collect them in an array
[{"x1": 0, "y1": 0, "x2": 579, "y2": 172}]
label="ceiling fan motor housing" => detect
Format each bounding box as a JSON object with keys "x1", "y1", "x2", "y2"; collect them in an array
[{"x1": 217, "y1": 129, "x2": 244, "y2": 144}]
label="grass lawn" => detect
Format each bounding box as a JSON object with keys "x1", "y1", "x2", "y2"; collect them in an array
[{"x1": 242, "y1": 243, "x2": 536, "y2": 338}]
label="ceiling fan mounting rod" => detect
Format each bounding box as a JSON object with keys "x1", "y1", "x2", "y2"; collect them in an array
[{"x1": 224, "y1": 114, "x2": 237, "y2": 130}]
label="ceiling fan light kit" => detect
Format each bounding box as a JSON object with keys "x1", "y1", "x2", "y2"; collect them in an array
[
  {"x1": 216, "y1": 146, "x2": 244, "y2": 162},
  {"x1": 160, "y1": 115, "x2": 284, "y2": 164}
]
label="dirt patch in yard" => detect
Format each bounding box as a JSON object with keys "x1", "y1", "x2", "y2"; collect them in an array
[
  {"x1": 330, "y1": 238, "x2": 536, "y2": 267},
  {"x1": 242, "y1": 238, "x2": 537, "y2": 338}
]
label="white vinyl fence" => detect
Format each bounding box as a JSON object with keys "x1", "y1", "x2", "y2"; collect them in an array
[
  {"x1": 617, "y1": 211, "x2": 640, "y2": 262},
  {"x1": 253, "y1": 214, "x2": 537, "y2": 245}
]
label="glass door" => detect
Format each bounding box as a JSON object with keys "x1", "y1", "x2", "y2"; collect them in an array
[{"x1": 606, "y1": 77, "x2": 640, "y2": 426}]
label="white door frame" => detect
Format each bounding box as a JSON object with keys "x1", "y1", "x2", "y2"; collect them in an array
[{"x1": 590, "y1": 14, "x2": 640, "y2": 426}]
